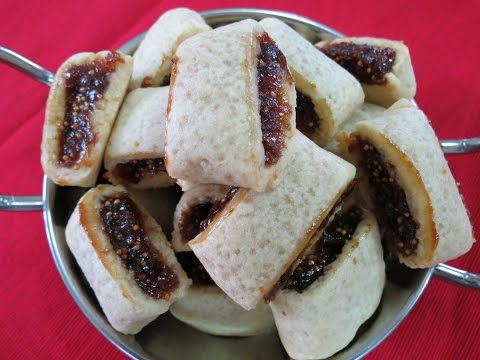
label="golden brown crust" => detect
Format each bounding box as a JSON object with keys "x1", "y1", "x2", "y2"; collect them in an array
[
  {"x1": 351, "y1": 133, "x2": 437, "y2": 263},
  {"x1": 78, "y1": 191, "x2": 130, "y2": 296},
  {"x1": 164, "y1": 57, "x2": 179, "y2": 172}
]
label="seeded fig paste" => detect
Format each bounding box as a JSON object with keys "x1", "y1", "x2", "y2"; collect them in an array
[
  {"x1": 355, "y1": 138, "x2": 419, "y2": 256},
  {"x1": 113, "y1": 158, "x2": 166, "y2": 184},
  {"x1": 100, "y1": 193, "x2": 179, "y2": 299},
  {"x1": 199, "y1": 187, "x2": 239, "y2": 232},
  {"x1": 284, "y1": 207, "x2": 363, "y2": 292},
  {"x1": 59, "y1": 51, "x2": 123, "y2": 167},
  {"x1": 179, "y1": 201, "x2": 214, "y2": 243},
  {"x1": 265, "y1": 182, "x2": 355, "y2": 302},
  {"x1": 320, "y1": 42, "x2": 396, "y2": 85},
  {"x1": 176, "y1": 203, "x2": 215, "y2": 283},
  {"x1": 175, "y1": 187, "x2": 239, "y2": 285},
  {"x1": 257, "y1": 32, "x2": 293, "y2": 166},
  {"x1": 296, "y1": 91, "x2": 320, "y2": 137},
  {"x1": 176, "y1": 252, "x2": 214, "y2": 285}
]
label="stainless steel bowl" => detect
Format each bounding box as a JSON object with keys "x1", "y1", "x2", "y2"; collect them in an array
[{"x1": 1, "y1": 8, "x2": 479, "y2": 360}]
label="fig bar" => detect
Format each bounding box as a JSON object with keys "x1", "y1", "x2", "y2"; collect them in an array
[
  {"x1": 344, "y1": 100, "x2": 474, "y2": 268},
  {"x1": 170, "y1": 184, "x2": 275, "y2": 336},
  {"x1": 270, "y1": 211, "x2": 385, "y2": 359},
  {"x1": 260, "y1": 18, "x2": 364, "y2": 146},
  {"x1": 65, "y1": 184, "x2": 190, "y2": 334},
  {"x1": 317, "y1": 37, "x2": 416, "y2": 107},
  {"x1": 104, "y1": 86, "x2": 175, "y2": 189},
  {"x1": 129, "y1": 8, "x2": 210, "y2": 90},
  {"x1": 189, "y1": 131, "x2": 356, "y2": 310},
  {"x1": 169, "y1": 284, "x2": 275, "y2": 337},
  {"x1": 41, "y1": 51, "x2": 132, "y2": 187},
  {"x1": 166, "y1": 19, "x2": 296, "y2": 192}
]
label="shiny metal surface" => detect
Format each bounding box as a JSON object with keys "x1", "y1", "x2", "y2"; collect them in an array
[
  {"x1": 434, "y1": 263, "x2": 480, "y2": 289},
  {"x1": 0, "y1": 195, "x2": 43, "y2": 211},
  {"x1": 0, "y1": 45, "x2": 54, "y2": 85},
  {"x1": 0, "y1": 7, "x2": 478, "y2": 360},
  {"x1": 440, "y1": 137, "x2": 480, "y2": 154}
]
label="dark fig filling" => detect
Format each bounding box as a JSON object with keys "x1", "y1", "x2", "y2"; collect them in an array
[
  {"x1": 199, "y1": 187, "x2": 239, "y2": 232},
  {"x1": 264, "y1": 182, "x2": 355, "y2": 302},
  {"x1": 296, "y1": 91, "x2": 321, "y2": 138},
  {"x1": 175, "y1": 187, "x2": 240, "y2": 285},
  {"x1": 355, "y1": 138, "x2": 419, "y2": 257},
  {"x1": 284, "y1": 207, "x2": 363, "y2": 293},
  {"x1": 113, "y1": 158, "x2": 166, "y2": 184},
  {"x1": 59, "y1": 51, "x2": 124, "y2": 167},
  {"x1": 320, "y1": 42, "x2": 396, "y2": 85},
  {"x1": 176, "y1": 251, "x2": 214, "y2": 285},
  {"x1": 100, "y1": 193, "x2": 179, "y2": 299},
  {"x1": 257, "y1": 32, "x2": 293, "y2": 166},
  {"x1": 179, "y1": 201, "x2": 214, "y2": 243}
]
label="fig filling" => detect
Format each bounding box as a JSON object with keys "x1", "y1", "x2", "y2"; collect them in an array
[
  {"x1": 100, "y1": 193, "x2": 179, "y2": 299},
  {"x1": 59, "y1": 51, "x2": 123, "y2": 167},
  {"x1": 140, "y1": 76, "x2": 153, "y2": 88},
  {"x1": 140, "y1": 74, "x2": 170, "y2": 88},
  {"x1": 265, "y1": 181, "x2": 355, "y2": 302},
  {"x1": 199, "y1": 187, "x2": 239, "y2": 232},
  {"x1": 320, "y1": 42, "x2": 396, "y2": 85},
  {"x1": 176, "y1": 189, "x2": 240, "y2": 285},
  {"x1": 284, "y1": 207, "x2": 363, "y2": 293},
  {"x1": 113, "y1": 158, "x2": 166, "y2": 184},
  {"x1": 179, "y1": 201, "x2": 215, "y2": 243},
  {"x1": 176, "y1": 251, "x2": 214, "y2": 285},
  {"x1": 356, "y1": 138, "x2": 419, "y2": 256},
  {"x1": 296, "y1": 91, "x2": 320, "y2": 137},
  {"x1": 257, "y1": 32, "x2": 293, "y2": 166}
]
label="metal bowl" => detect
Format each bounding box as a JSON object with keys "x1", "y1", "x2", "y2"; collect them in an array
[{"x1": 1, "y1": 8, "x2": 479, "y2": 360}]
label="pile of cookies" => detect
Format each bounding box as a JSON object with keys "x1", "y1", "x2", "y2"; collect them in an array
[{"x1": 40, "y1": 8, "x2": 474, "y2": 359}]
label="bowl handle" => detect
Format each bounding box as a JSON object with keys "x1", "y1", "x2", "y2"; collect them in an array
[
  {"x1": 433, "y1": 263, "x2": 480, "y2": 289},
  {"x1": 441, "y1": 138, "x2": 480, "y2": 154},
  {"x1": 0, "y1": 45, "x2": 54, "y2": 85},
  {"x1": 0, "y1": 46, "x2": 52, "y2": 212},
  {"x1": 0, "y1": 195, "x2": 43, "y2": 211}
]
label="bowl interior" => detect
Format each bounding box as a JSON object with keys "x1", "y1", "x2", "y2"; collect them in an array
[{"x1": 44, "y1": 9, "x2": 433, "y2": 360}]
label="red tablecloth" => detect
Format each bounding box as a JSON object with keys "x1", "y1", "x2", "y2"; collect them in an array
[{"x1": 1, "y1": 0, "x2": 479, "y2": 359}]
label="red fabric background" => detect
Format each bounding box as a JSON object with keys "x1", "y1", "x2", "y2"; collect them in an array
[{"x1": 1, "y1": 0, "x2": 479, "y2": 359}]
